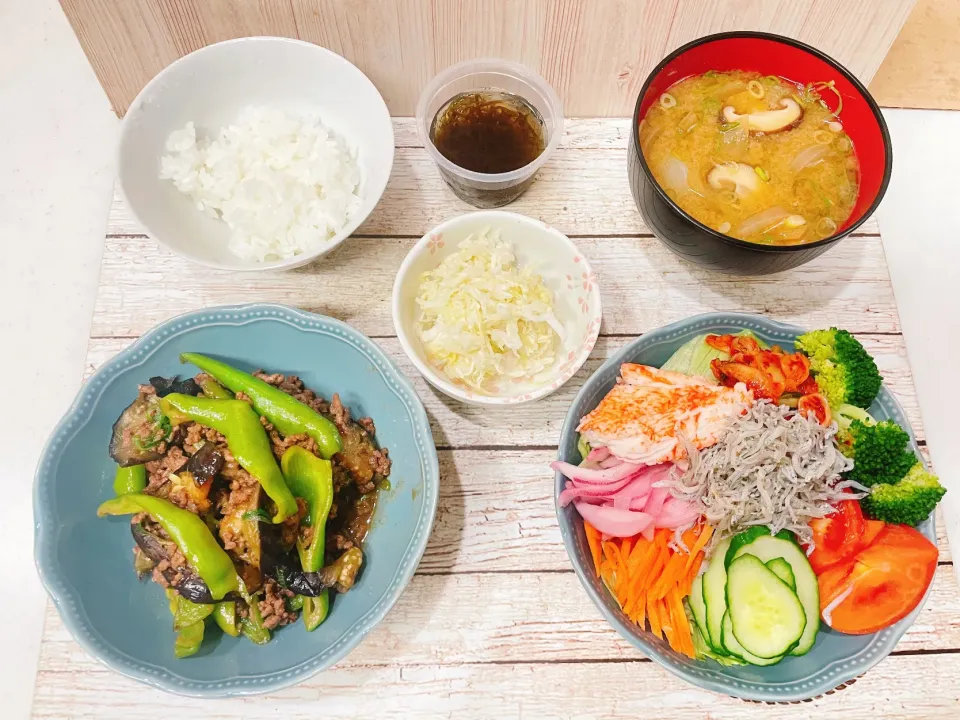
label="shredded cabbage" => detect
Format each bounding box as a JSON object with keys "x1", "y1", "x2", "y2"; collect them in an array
[{"x1": 415, "y1": 229, "x2": 564, "y2": 394}]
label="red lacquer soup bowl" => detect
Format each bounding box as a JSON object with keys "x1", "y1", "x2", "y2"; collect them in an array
[{"x1": 628, "y1": 32, "x2": 892, "y2": 275}]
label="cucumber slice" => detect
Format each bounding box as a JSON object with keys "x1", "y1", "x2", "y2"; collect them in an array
[
  {"x1": 765, "y1": 558, "x2": 796, "y2": 590},
  {"x1": 702, "y1": 537, "x2": 732, "y2": 652},
  {"x1": 730, "y1": 535, "x2": 820, "y2": 655},
  {"x1": 689, "y1": 575, "x2": 710, "y2": 643},
  {"x1": 725, "y1": 526, "x2": 795, "y2": 568},
  {"x1": 726, "y1": 555, "x2": 806, "y2": 659},
  {"x1": 721, "y1": 611, "x2": 784, "y2": 666}
]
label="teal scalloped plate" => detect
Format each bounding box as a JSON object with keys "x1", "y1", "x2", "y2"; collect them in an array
[
  {"x1": 555, "y1": 312, "x2": 936, "y2": 702},
  {"x1": 34, "y1": 304, "x2": 439, "y2": 697}
]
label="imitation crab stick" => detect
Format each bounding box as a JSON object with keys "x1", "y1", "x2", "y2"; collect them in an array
[{"x1": 585, "y1": 522, "x2": 711, "y2": 658}]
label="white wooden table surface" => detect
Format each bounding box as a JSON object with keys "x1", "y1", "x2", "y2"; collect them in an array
[{"x1": 31, "y1": 119, "x2": 960, "y2": 718}]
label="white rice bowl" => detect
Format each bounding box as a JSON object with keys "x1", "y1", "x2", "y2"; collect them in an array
[{"x1": 160, "y1": 107, "x2": 362, "y2": 262}]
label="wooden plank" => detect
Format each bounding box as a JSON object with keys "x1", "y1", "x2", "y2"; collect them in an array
[
  {"x1": 35, "y1": 564, "x2": 960, "y2": 676},
  {"x1": 32, "y1": 652, "x2": 960, "y2": 719},
  {"x1": 89, "y1": 234, "x2": 897, "y2": 339},
  {"x1": 83, "y1": 333, "x2": 927, "y2": 447},
  {"x1": 105, "y1": 119, "x2": 883, "y2": 237},
  {"x1": 60, "y1": 0, "x2": 914, "y2": 117},
  {"x1": 870, "y1": 0, "x2": 960, "y2": 111}
]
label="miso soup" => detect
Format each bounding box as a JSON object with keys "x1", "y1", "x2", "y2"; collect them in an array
[{"x1": 639, "y1": 71, "x2": 858, "y2": 245}]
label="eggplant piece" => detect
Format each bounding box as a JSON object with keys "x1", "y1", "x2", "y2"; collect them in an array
[
  {"x1": 149, "y1": 376, "x2": 202, "y2": 398},
  {"x1": 260, "y1": 526, "x2": 363, "y2": 596},
  {"x1": 335, "y1": 421, "x2": 380, "y2": 489},
  {"x1": 131, "y1": 522, "x2": 215, "y2": 604},
  {"x1": 109, "y1": 395, "x2": 172, "y2": 467},
  {"x1": 218, "y1": 484, "x2": 262, "y2": 568},
  {"x1": 184, "y1": 443, "x2": 224, "y2": 485}
]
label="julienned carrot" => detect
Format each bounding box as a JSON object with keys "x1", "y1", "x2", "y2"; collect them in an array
[
  {"x1": 582, "y1": 523, "x2": 713, "y2": 659},
  {"x1": 584, "y1": 522, "x2": 603, "y2": 577}
]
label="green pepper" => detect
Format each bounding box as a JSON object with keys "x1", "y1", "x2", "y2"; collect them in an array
[
  {"x1": 98, "y1": 494, "x2": 240, "y2": 600},
  {"x1": 173, "y1": 595, "x2": 215, "y2": 630},
  {"x1": 281, "y1": 446, "x2": 335, "y2": 632},
  {"x1": 280, "y1": 447, "x2": 334, "y2": 572},
  {"x1": 165, "y1": 589, "x2": 206, "y2": 658},
  {"x1": 302, "y1": 593, "x2": 330, "y2": 631},
  {"x1": 240, "y1": 596, "x2": 271, "y2": 645},
  {"x1": 175, "y1": 620, "x2": 205, "y2": 658},
  {"x1": 113, "y1": 464, "x2": 146, "y2": 495},
  {"x1": 196, "y1": 374, "x2": 233, "y2": 399},
  {"x1": 180, "y1": 353, "x2": 342, "y2": 459},
  {"x1": 285, "y1": 594, "x2": 304, "y2": 612},
  {"x1": 160, "y1": 394, "x2": 298, "y2": 523},
  {"x1": 213, "y1": 601, "x2": 240, "y2": 637}
]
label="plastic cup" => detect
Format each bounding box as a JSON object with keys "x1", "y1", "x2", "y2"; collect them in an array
[{"x1": 416, "y1": 58, "x2": 564, "y2": 208}]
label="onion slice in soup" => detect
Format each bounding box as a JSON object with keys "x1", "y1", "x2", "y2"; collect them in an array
[
  {"x1": 791, "y1": 144, "x2": 832, "y2": 173},
  {"x1": 735, "y1": 206, "x2": 790, "y2": 237}
]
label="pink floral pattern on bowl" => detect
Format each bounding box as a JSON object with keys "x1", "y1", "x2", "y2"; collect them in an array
[
  {"x1": 391, "y1": 210, "x2": 603, "y2": 407},
  {"x1": 426, "y1": 232, "x2": 445, "y2": 254}
]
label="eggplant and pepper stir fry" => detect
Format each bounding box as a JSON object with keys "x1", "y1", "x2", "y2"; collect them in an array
[{"x1": 98, "y1": 353, "x2": 391, "y2": 658}]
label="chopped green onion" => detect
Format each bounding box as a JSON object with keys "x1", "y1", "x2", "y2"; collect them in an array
[
  {"x1": 241, "y1": 508, "x2": 272, "y2": 523},
  {"x1": 755, "y1": 166, "x2": 770, "y2": 182},
  {"x1": 719, "y1": 121, "x2": 740, "y2": 132}
]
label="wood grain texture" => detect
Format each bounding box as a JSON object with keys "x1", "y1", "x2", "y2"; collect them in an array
[
  {"x1": 60, "y1": 0, "x2": 914, "y2": 117},
  {"x1": 870, "y1": 0, "x2": 960, "y2": 110},
  {"x1": 31, "y1": 652, "x2": 960, "y2": 719}
]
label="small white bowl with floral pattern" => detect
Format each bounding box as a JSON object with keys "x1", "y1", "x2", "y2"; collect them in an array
[{"x1": 392, "y1": 210, "x2": 602, "y2": 406}]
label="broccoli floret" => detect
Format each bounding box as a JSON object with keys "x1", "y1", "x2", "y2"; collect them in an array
[
  {"x1": 836, "y1": 409, "x2": 917, "y2": 488},
  {"x1": 861, "y1": 463, "x2": 947, "y2": 526},
  {"x1": 795, "y1": 328, "x2": 882, "y2": 409}
]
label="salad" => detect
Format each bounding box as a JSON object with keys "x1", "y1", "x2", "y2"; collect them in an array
[{"x1": 554, "y1": 328, "x2": 945, "y2": 665}]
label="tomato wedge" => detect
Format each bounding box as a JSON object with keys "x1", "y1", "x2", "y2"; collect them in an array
[
  {"x1": 818, "y1": 524, "x2": 938, "y2": 635},
  {"x1": 806, "y1": 499, "x2": 865, "y2": 573},
  {"x1": 861, "y1": 519, "x2": 886, "y2": 548}
]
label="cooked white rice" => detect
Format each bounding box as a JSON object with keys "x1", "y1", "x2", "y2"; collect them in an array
[{"x1": 159, "y1": 107, "x2": 361, "y2": 262}]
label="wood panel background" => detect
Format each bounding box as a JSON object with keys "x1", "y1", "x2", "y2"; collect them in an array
[
  {"x1": 870, "y1": 0, "x2": 960, "y2": 110},
  {"x1": 59, "y1": 0, "x2": 916, "y2": 118}
]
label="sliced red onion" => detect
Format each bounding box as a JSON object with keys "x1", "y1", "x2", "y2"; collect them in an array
[
  {"x1": 550, "y1": 460, "x2": 644, "y2": 485},
  {"x1": 599, "y1": 455, "x2": 624, "y2": 469},
  {"x1": 644, "y1": 486, "x2": 670, "y2": 520},
  {"x1": 557, "y1": 474, "x2": 638, "y2": 506},
  {"x1": 574, "y1": 501, "x2": 654, "y2": 538},
  {"x1": 613, "y1": 492, "x2": 649, "y2": 511},
  {"x1": 586, "y1": 447, "x2": 610, "y2": 463},
  {"x1": 654, "y1": 497, "x2": 703, "y2": 528}
]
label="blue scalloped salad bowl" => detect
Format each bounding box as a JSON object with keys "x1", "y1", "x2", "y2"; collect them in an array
[
  {"x1": 34, "y1": 304, "x2": 439, "y2": 697},
  {"x1": 555, "y1": 312, "x2": 935, "y2": 702}
]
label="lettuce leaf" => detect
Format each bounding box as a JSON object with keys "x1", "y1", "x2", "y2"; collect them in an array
[{"x1": 660, "y1": 330, "x2": 766, "y2": 381}]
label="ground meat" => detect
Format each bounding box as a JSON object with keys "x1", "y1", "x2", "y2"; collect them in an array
[
  {"x1": 259, "y1": 580, "x2": 298, "y2": 630},
  {"x1": 137, "y1": 383, "x2": 157, "y2": 396},
  {"x1": 357, "y1": 416, "x2": 376, "y2": 435},
  {"x1": 144, "y1": 446, "x2": 188, "y2": 494},
  {"x1": 280, "y1": 497, "x2": 308, "y2": 548},
  {"x1": 253, "y1": 370, "x2": 330, "y2": 415},
  {"x1": 183, "y1": 422, "x2": 226, "y2": 453},
  {"x1": 235, "y1": 391, "x2": 252, "y2": 404},
  {"x1": 264, "y1": 420, "x2": 321, "y2": 462},
  {"x1": 329, "y1": 533, "x2": 354, "y2": 552}
]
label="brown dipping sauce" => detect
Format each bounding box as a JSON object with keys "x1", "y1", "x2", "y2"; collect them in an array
[
  {"x1": 429, "y1": 90, "x2": 546, "y2": 207},
  {"x1": 430, "y1": 91, "x2": 546, "y2": 174}
]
